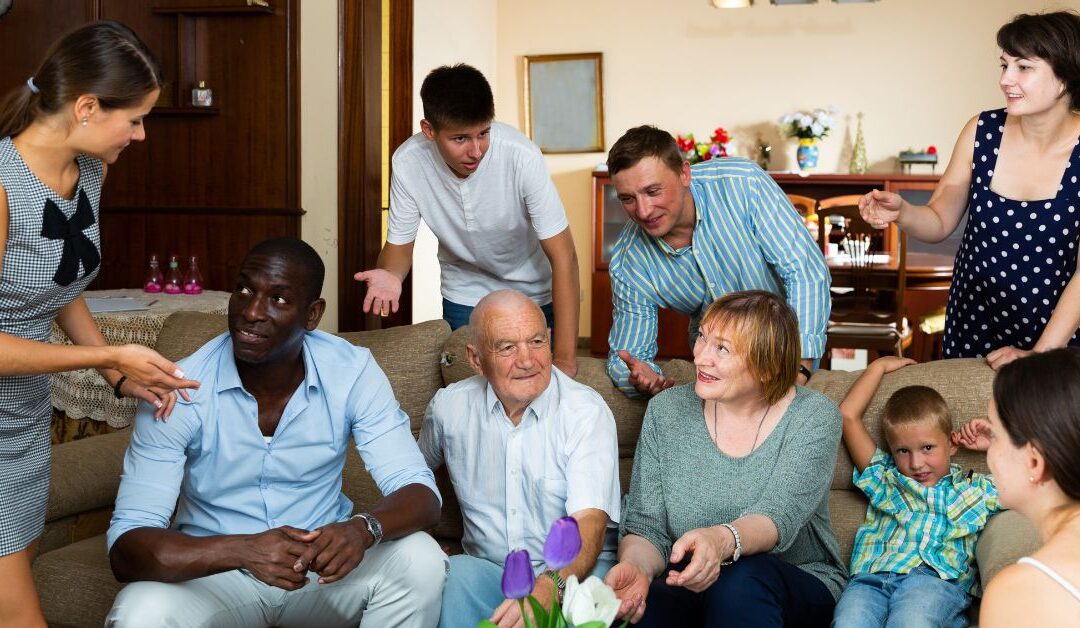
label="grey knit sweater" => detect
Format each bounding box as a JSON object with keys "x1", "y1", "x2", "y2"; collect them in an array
[{"x1": 620, "y1": 384, "x2": 848, "y2": 600}]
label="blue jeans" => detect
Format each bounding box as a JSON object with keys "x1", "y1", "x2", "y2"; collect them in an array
[
  {"x1": 638, "y1": 553, "x2": 836, "y2": 628},
  {"x1": 437, "y1": 554, "x2": 615, "y2": 628},
  {"x1": 831, "y1": 565, "x2": 971, "y2": 628},
  {"x1": 442, "y1": 299, "x2": 555, "y2": 332}
]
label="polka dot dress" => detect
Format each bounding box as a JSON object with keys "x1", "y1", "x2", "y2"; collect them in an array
[
  {"x1": 0, "y1": 136, "x2": 102, "y2": 555},
  {"x1": 944, "y1": 109, "x2": 1080, "y2": 358}
]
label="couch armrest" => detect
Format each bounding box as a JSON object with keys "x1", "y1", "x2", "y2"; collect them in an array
[
  {"x1": 46, "y1": 429, "x2": 131, "y2": 523},
  {"x1": 975, "y1": 510, "x2": 1039, "y2": 589}
]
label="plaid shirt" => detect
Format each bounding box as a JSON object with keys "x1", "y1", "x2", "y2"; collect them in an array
[{"x1": 850, "y1": 449, "x2": 1002, "y2": 594}]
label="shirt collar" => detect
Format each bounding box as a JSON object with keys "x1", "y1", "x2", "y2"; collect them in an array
[
  {"x1": 483, "y1": 367, "x2": 560, "y2": 425},
  {"x1": 215, "y1": 334, "x2": 321, "y2": 396}
]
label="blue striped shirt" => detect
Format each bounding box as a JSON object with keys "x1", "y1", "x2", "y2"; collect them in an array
[
  {"x1": 850, "y1": 449, "x2": 1002, "y2": 594},
  {"x1": 606, "y1": 158, "x2": 830, "y2": 395}
]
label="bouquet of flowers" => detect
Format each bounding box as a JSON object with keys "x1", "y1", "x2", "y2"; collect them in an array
[
  {"x1": 481, "y1": 517, "x2": 625, "y2": 628},
  {"x1": 676, "y1": 127, "x2": 730, "y2": 164},
  {"x1": 779, "y1": 107, "x2": 837, "y2": 141}
]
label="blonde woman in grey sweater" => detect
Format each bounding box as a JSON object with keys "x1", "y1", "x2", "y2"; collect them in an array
[{"x1": 606, "y1": 291, "x2": 846, "y2": 627}]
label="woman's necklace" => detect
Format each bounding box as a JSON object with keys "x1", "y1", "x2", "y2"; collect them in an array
[{"x1": 712, "y1": 400, "x2": 771, "y2": 456}]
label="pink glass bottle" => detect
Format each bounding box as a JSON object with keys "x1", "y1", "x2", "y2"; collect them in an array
[
  {"x1": 143, "y1": 254, "x2": 163, "y2": 293},
  {"x1": 164, "y1": 254, "x2": 183, "y2": 294},
  {"x1": 183, "y1": 256, "x2": 204, "y2": 295}
]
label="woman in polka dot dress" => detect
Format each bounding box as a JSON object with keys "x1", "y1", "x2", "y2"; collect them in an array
[
  {"x1": 860, "y1": 11, "x2": 1080, "y2": 369},
  {"x1": 0, "y1": 22, "x2": 200, "y2": 626}
]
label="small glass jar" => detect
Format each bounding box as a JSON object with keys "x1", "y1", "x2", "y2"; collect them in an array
[
  {"x1": 183, "y1": 256, "x2": 204, "y2": 295},
  {"x1": 191, "y1": 81, "x2": 213, "y2": 107},
  {"x1": 164, "y1": 255, "x2": 183, "y2": 294},
  {"x1": 144, "y1": 254, "x2": 163, "y2": 293}
]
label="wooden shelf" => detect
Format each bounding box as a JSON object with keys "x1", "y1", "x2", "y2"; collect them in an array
[
  {"x1": 152, "y1": 5, "x2": 273, "y2": 16},
  {"x1": 149, "y1": 106, "x2": 219, "y2": 116}
]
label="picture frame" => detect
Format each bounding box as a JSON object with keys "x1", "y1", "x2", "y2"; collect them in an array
[{"x1": 523, "y1": 52, "x2": 604, "y2": 153}]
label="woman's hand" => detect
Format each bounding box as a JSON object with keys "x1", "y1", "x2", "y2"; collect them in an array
[
  {"x1": 985, "y1": 346, "x2": 1033, "y2": 371},
  {"x1": 120, "y1": 380, "x2": 178, "y2": 421},
  {"x1": 953, "y1": 417, "x2": 992, "y2": 452},
  {"x1": 665, "y1": 526, "x2": 731, "y2": 593},
  {"x1": 859, "y1": 189, "x2": 904, "y2": 230},
  {"x1": 110, "y1": 344, "x2": 200, "y2": 395},
  {"x1": 605, "y1": 562, "x2": 650, "y2": 623}
]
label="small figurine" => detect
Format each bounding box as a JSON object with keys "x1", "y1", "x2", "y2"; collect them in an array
[{"x1": 756, "y1": 137, "x2": 772, "y2": 171}]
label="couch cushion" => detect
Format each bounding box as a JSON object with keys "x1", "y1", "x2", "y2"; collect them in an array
[
  {"x1": 152, "y1": 311, "x2": 228, "y2": 362},
  {"x1": 339, "y1": 319, "x2": 451, "y2": 434},
  {"x1": 34, "y1": 534, "x2": 121, "y2": 627},
  {"x1": 807, "y1": 359, "x2": 996, "y2": 490}
]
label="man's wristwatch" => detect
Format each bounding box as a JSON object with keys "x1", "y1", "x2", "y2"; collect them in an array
[
  {"x1": 352, "y1": 512, "x2": 383, "y2": 547},
  {"x1": 798, "y1": 364, "x2": 813, "y2": 383}
]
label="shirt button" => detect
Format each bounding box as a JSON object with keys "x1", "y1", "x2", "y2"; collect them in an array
[{"x1": 509, "y1": 508, "x2": 518, "y2": 516}]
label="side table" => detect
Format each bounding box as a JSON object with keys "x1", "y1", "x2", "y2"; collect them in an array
[{"x1": 49, "y1": 289, "x2": 230, "y2": 431}]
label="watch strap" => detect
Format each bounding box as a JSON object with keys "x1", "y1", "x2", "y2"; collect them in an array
[
  {"x1": 352, "y1": 512, "x2": 383, "y2": 546},
  {"x1": 798, "y1": 364, "x2": 813, "y2": 382}
]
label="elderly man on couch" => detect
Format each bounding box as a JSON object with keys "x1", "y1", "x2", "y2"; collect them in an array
[
  {"x1": 104, "y1": 237, "x2": 446, "y2": 628},
  {"x1": 419, "y1": 289, "x2": 621, "y2": 628}
]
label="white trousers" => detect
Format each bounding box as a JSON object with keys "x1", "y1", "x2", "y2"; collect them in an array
[{"x1": 105, "y1": 531, "x2": 448, "y2": 628}]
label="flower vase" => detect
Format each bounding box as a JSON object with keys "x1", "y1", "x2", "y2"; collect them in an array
[{"x1": 797, "y1": 139, "x2": 820, "y2": 172}]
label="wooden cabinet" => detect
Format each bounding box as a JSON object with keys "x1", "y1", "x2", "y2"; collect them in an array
[{"x1": 590, "y1": 170, "x2": 950, "y2": 358}]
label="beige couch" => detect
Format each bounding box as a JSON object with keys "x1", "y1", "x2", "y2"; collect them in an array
[{"x1": 32, "y1": 312, "x2": 1036, "y2": 626}]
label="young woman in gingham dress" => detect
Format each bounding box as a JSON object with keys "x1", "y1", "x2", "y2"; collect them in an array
[
  {"x1": 859, "y1": 11, "x2": 1080, "y2": 371},
  {"x1": 0, "y1": 22, "x2": 199, "y2": 626}
]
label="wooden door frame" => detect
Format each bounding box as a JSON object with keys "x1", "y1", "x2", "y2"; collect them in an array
[{"x1": 337, "y1": 0, "x2": 413, "y2": 332}]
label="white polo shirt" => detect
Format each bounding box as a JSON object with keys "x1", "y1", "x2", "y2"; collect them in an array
[
  {"x1": 386, "y1": 121, "x2": 569, "y2": 306},
  {"x1": 418, "y1": 368, "x2": 621, "y2": 572}
]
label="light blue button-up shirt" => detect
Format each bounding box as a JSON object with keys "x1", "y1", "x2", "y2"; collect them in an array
[
  {"x1": 418, "y1": 368, "x2": 621, "y2": 573},
  {"x1": 606, "y1": 157, "x2": 831, "y2": 395},
  {"x1": 107, "y1": 330, "x2": 439, "y2": 551}
]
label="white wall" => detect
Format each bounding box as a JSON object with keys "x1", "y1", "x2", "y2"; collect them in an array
[
  {"x1": 411, "y1": 0, "x2": 1074, "y2": 337},
  {"x1": 300, "y1": 0, "x2": 339, "y2": 331}
]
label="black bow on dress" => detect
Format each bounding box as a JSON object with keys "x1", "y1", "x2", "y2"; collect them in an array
[{"x1": 40, "y1": 188, "x2": 101, "y2": 286}]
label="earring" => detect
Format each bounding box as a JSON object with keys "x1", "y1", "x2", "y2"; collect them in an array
[
  {"x1": 81, "y1": 117, "x2": 88, "y2": 127},
  {"x1": 1029, "y1": 476, "x2": 1036, "y2": 483}
]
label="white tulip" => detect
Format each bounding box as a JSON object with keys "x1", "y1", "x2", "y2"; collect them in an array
[{"x1": 561, "y1": 575, "x2": 620, "y2": 626}]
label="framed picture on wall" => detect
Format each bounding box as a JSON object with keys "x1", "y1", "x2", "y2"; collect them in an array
[{"x1": 523, "y1": 52, "x2": 604, "y2": 153}]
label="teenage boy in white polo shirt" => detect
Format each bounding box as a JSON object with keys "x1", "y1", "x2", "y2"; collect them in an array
[{"x1": 354, "y1": 64, "x2": 580, "y2": 377}]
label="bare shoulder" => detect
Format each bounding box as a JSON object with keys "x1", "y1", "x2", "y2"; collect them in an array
[{"x1": 981, "y1": 561, "x2": 1080, "y2": 627}]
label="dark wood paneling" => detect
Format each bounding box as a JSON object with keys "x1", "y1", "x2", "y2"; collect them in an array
[
  {"x1": 337, "y1": 0, "x2": 384, "y2": 332},
  {"x1": 385, "y1": 0, "x2": 414, "y2": 329},
  {"x1": 0, "y1": 2, "x2": 95, "y2": 93},
  {"x1": 95, "y1": 208, "x2": 301, "y2": 290},
  {"x1": 100, "y1": 1, "x2": 296, "y2": 210}
]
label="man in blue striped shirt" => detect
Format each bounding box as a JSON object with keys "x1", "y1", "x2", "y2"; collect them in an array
[{"x1": 605, "y1": 125, "x2": 830, "y2": 396}]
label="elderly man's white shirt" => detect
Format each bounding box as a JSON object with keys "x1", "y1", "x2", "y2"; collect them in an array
[{"x1": 419, "y1": 368, "x2": 620, "y2": 571}]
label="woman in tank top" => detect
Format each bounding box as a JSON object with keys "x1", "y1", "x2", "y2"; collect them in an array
[
  {"x1": 859, "y1": 11, "x2": 1080, "y2": 369},
  {"x1": 975, "y1": 348, "x2": 1080, "y2": 625},
  {"x1": 0, "y1": 22, "x2": 199, "y2": 626}
]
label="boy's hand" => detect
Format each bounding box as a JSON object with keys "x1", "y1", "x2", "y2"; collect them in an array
[
  {"x1": 871, "y1": 356, "x2": 916, "y2": 374},
  {"x1": 954, "y1": 417, "x2": 992, "y2": 452}
]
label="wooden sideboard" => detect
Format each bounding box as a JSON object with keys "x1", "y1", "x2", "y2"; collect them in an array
[{"x1": 590, "y1": 170, "x2": 953, "y2": 359}]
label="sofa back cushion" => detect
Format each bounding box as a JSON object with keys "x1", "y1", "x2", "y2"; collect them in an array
[
  {"x1": 806, "y1": 359, "x2": 996, "y2": 491},
  {"x1": 153, "y1": 311, "x2": 229, "y2": 361}
]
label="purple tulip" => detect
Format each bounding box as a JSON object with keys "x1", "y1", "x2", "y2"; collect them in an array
[
  {"x1": 543, "y1": 516, "x2": 582, "y2": 570},
  {"x1": 501, "y1": 549, "x2": 535, "y2": 599}
]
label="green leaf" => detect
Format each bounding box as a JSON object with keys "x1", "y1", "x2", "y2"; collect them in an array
[
  {"x1": 526, "y1": 595, "x2": 551, "y2": 627},
  {"x1": 477, "y1": 621, "x2": 499, "y2": 628},
  {"x1": 573, "y1": 622, "x2": 609, "y2": 628}
]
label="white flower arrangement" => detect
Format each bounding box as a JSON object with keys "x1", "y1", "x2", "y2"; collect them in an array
[{"x1": 780, "y1": 106, "x2": 838, "y2": 141}]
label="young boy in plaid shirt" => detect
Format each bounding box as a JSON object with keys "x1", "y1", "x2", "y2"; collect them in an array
[{"x1": 832, "y1": 356, "x2": 1000, "y2": 627}]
